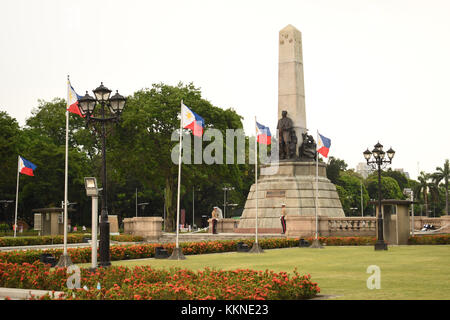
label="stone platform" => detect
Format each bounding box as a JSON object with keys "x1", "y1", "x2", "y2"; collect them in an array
[{"x1": 237, "y1": 161, "x2": 344, "y2": 232}]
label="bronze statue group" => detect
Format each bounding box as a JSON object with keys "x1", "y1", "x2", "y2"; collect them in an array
[{"x1": 277, "y1": 110, "x2": 316, "y2": 161}]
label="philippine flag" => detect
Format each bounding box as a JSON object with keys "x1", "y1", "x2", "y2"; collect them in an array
[
  {"x1": 18, "y1": 156, "x2": 37, "y2": 176},
  {"x1": 317, "y1": 132, "x2": 331, "y2": 158},
  {"x1": 256, "y1": 121, "x2": 271, "y2": 145},
  {"x1": 181, "y1": 103, "x2": 204, "y2": 137},
  {"x1": 67, "y1": 80, "x2": 83, "y2": 117}
]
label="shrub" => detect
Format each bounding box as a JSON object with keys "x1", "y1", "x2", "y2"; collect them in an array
[
  {"x1": 0, "y1": 233, "x2": 144, "y2": 247},
  {"x1": 0, "y1": 234, "x2": 86, "y2": 247},
  {"x1": 408, "y1": 235, "x2": 450, "y2": 245},
  {"x1": 110, "y1": 235, "x2": 144, "y2": 242}
]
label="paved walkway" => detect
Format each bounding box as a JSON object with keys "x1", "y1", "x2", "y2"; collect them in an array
[{"x1": 0, "y1": 287, "x2": 64, "y2": 300}]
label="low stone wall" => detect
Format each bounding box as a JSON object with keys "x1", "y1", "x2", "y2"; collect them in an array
[
  {"x1": 208, "y1": 218, "x2": 240, "y2": 233},
  {"x1": 284, "y1": 215, "x2": 450, "y2": 238},
  {"x1": 123, "y1": 217, "x2": 163, "y2": 240},
  {"x1": 206, "y1": 215, "x2": 450, "y2": 237},
  {"x1": 285, "y1": 216, "x2": 377, "y2": 238},
  {"x1": 412, "y1": 215, "x2": 450, "y2": 233}
]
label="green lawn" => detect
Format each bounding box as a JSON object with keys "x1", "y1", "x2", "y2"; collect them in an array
[{"x1": 80, "y1": 245, "x2": 450, "y2": 300}]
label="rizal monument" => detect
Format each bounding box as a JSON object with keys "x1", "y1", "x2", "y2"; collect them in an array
[{"x1": 236, "y1": 25, "x2": 345, "y2": 233}]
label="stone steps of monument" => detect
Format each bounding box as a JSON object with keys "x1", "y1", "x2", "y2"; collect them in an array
[{"x1": 152, "y1": 233, "x2": 285, "y2": 244}]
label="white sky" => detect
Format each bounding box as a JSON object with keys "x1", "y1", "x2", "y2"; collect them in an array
[{"x1": 1, "y1": 0, "x2": 449, "y2": 180}]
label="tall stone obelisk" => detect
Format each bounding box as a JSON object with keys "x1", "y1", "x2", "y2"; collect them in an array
[
  {"x1": 236, "y1": 25, "x2": 345, "y2": 234},
  {"x1": 278, "y1": 25, "x2": 307, "y2": 156}
]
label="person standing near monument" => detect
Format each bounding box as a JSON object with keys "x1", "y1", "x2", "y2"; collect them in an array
[
  {"x1": 211, "y1": 207, "x2": 219, "y2": 234},
  {"x1": 215, "y1": 206, "x2": 223, "y2": 219},
  {"x1": 277, "y1": 110, "x2": 294, "y2": 160},
  {"x1": 280, "y1": 204, "x2": 287, "y2": 234}
]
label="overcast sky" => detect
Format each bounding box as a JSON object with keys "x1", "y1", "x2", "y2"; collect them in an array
[{"x1": 1, "y1": 0, "x2": 449, "y2": 180}]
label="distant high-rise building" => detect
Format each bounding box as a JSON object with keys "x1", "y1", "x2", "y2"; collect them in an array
[
  {"x1": 394, "y1": 168, "x2": 410, "y2": 179},
  {"x1": 356, "y1": 162, "x2": 371, "y2": 179}
]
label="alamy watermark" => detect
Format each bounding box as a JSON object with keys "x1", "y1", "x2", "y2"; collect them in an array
[
  {"x1": 66, "y1": 265, "x2": 101, "y2": 291},
  {"x1": 366, "y1": 265, "x2": 381, "y2": 290},
  {"x1": 170, "y1": 128, "x2": 279, "y2": 175}
]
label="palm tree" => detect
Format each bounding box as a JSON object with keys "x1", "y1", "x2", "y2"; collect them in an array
[
  {"x1": 429, "y1": 176, "x2": 441, "y2": 217},
  {"x1": 433, "y1": 159, "x2": 449, "y2": 215},
  {"x1": 415, "y1": 171, "x2": 432, "y2": 216}
]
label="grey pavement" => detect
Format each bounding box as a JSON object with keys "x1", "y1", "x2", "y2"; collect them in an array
[{"x1": 0, "y1": 287, "x2": 64, "y2": 300}]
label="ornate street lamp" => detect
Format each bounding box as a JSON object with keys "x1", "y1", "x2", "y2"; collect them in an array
[
  {"x1": 78, "y1": 82, "x2": 126, "y2": 267},
  {"x1": 363, "y1": 142, "x2": 395, "y2": 251},
  {"x1": 222, "y1": 186, "x2": 235, "y2": 219}
]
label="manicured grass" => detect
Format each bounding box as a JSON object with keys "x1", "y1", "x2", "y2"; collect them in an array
[{"x1": 79, "y1": 245, "x2": 450, "y2": 300}]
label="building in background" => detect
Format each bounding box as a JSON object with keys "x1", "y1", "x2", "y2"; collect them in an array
[
  {"x1": 394, "y1": 168, "x2": 410, "y2": 179},
  {"x1": 356, "y1": 162, "x2": 371, "y2": 179}
]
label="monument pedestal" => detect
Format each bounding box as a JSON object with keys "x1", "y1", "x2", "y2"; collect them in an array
[{"x1": 236, "y1": 161, "x2": 344, "y2": 233}]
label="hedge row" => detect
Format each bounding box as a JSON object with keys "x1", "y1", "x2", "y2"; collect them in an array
[
  {"x1": 110, "y1": 235, "x2": 144, "y2": 242},
  {"x1": 0, "y1": 234, "x2": 86, "y2": 247},
  {"x1": 408, "y1": 234, "x2": 450, "y2": 245},
  {"x1": 0, "y1": 234, "x2": 144, "y2": 247}
]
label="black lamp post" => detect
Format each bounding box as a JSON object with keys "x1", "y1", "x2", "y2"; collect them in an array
[
  {"x1": 363, "y1": 142, "x2": 395, "y2": 251},
  {"x1": 78, "y1": 82, "x2": 126, "y2": 267}
]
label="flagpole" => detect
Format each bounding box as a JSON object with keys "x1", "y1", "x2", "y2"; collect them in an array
[
  {"x1": 310, "y1": 130, "x2": 323, "y2": 248},
  {"x1": 315, "y1": 131, "x2": 319, "y2": 241},
  {"x1": 56, "y1": 76, "x2": 73, "y2": 267},
  {"x1": 64, "y1": 76, "x2": 69, "y2": 256},
  {"x1": 250, "y1": 117, "x2": 263, "y2": 253},
  {"x1": 176, "y1": 101, "x2": 182, "y2": 249},
  {"x1": 169, "y1": 100, "x2": 186, "y2": 259},
  {"x1": 255, "y1": 117, "x2": 258, "y2": 245},
  {"x1": 14, "y1": 156, "x2": 20, "y2": 238}
]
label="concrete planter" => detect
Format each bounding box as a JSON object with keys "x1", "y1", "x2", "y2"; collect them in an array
[{"x1": 123, "y1": 217, "x2": 163, "y2": 240}]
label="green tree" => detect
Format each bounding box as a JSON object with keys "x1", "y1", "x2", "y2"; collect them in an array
[
  {"x1": 414, "y1": 172, "x2": 434, "y2": 217},
  {"x1": 0, "y1": 111, "x2": 21, "y2": 223},
  {"x1": 382, "y1": 168, "x2": 410, "y2": 192},
  {"x1": 326, "y1": 157, "x2": 348, "y2": 185},
  {"x1": 366, "y1": 175, "x2": 404, "y2": 201},
  {"x1": 336, "y1": 171, "x2": 369, "y2": 216},
  {"x1": 433, "y1": 159, "x2": 449, "y2": 215},
  {"x1": 15, "y1": 99, "x2": 93, "y2": 226},
  {"x1": 25, "y1": 98, "x2": 89, "y2": 147},
  {"x1": 335, "y1": 185, "x2": 351, "y2": 214}
]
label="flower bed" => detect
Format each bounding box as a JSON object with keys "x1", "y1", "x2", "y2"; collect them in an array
[
  {"x1": 0, "y1": 261, "x2": 320, "y2": 300},
  {"x1": 408, "y1": 234, "x2": 450, "y2": 245}
]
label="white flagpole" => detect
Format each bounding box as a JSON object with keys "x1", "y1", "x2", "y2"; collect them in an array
[
  {"x1": 175, "y1": 100, "x2": 183, "y2": 249},
  {"x1": 14, "y1": 155, "x2": 20, "y2": 238},
  {"x1": 255, "y1": 117, "x2": 259, "y2": 245},
  {"x1": 63, "y1": 75, "x2": 70, "y2": 257},
  {"x1": 315, "y1": 130, "x2": 319, "y2": 241}
]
